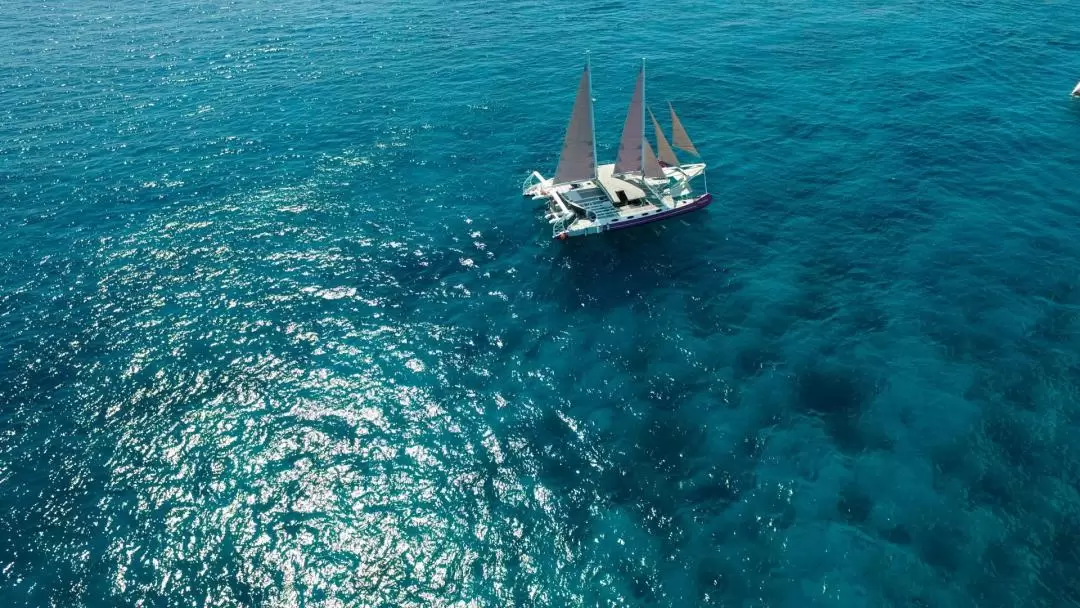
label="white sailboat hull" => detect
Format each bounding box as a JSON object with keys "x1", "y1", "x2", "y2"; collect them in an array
[{"x1": 523, "y1": 163, "x2": 711, "y2": 240}]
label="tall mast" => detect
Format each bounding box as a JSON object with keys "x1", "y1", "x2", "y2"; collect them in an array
[
  {"x1": 640, "y1": 58, "x2": 646, "y2": 174},
  {"x1": 588, "y1": 51, "x2": 597, "y2": 177},
  {"x1": 639, "y1": 58, "x2": 665, "y2": 181}
]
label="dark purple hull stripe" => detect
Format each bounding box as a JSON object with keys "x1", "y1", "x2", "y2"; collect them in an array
[{"x1": 605, "y1": 193, "x2": 713, "y2": 232}]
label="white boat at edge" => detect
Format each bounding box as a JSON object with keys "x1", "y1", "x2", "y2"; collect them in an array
[{"x1": 522, "y1": 55, "x2": 713, "y2": 240}]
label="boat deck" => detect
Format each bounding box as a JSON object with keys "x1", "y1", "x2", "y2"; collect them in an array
[
  {"x1": 536, "y1": 161, "x2": 708, "y2": 238},
  {"x1": 563, "y1": 186, "x2": 620, "y2": 221}
]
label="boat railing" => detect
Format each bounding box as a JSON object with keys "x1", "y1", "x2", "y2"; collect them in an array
[
  {"x1": 522, "y1": 171, "x2": 546, "y2": 196},
  {"x1": 551, "y1": 215, "x2": 569, "y2": 237}
]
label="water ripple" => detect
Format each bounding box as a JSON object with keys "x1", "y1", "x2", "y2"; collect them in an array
[{"x1": 4, "y1": 0, "x2": 1080, "y2": 606}]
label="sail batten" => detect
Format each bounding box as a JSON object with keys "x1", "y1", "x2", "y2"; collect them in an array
[
  {"x1": 553, "y1": 61, "x2": 597, "y2": 185},
  {"x1": 669, "y1": 103, "x2": 700, "y2": 156},
  {"x1": 649, "y1": 107, "x2": 680, "y2": 166},
  {"x1": 614, "y1": 65, "x2": 645, "y2": 175}
]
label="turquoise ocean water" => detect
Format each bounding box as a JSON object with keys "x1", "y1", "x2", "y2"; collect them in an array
[{"x1": 4, "y1": 0, "x2": 1080, "y2": 605}]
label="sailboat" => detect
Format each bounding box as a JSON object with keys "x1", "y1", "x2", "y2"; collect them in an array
[{"x1": 522, "y1": 56, "x2": 712, "y2": 240}]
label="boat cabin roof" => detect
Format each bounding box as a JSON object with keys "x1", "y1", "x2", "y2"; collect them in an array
[{"x1": 595, "y1": 163, "x2": 647, "y2": 203}]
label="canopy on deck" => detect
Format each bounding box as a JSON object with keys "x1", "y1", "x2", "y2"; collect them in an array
[{"x1": 595, "y1": 163, "x2": 647, "y2": 204}]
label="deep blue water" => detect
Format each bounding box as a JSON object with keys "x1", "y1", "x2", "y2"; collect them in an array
[{"x1": 3, "y1": 0, "x2": 1080, "y2": 605}]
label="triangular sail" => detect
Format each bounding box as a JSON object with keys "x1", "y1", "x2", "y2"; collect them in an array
[
  {"x1": 643, "y1": 139, "x2": 665, "y2": 180},
  {"x1": 649, "y1": 107, "x2": 679, "y2": 166},
  {"x1": 669, "y1": 102, "x2": 700, "y2": 156},
  {"x1": 553, "y1": 62, "x2": 597, "y2": 185},
  {"x1": 614, "y1": 65, "x2": 645, "y2": 175}
]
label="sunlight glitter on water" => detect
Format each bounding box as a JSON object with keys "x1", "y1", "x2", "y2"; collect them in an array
[
  {"x1": 80, "y1": 154, "x2": 582, "y2": 604},
  {"x1": 6, "y1": 0, "x2": 1080, "y2": 605}
]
